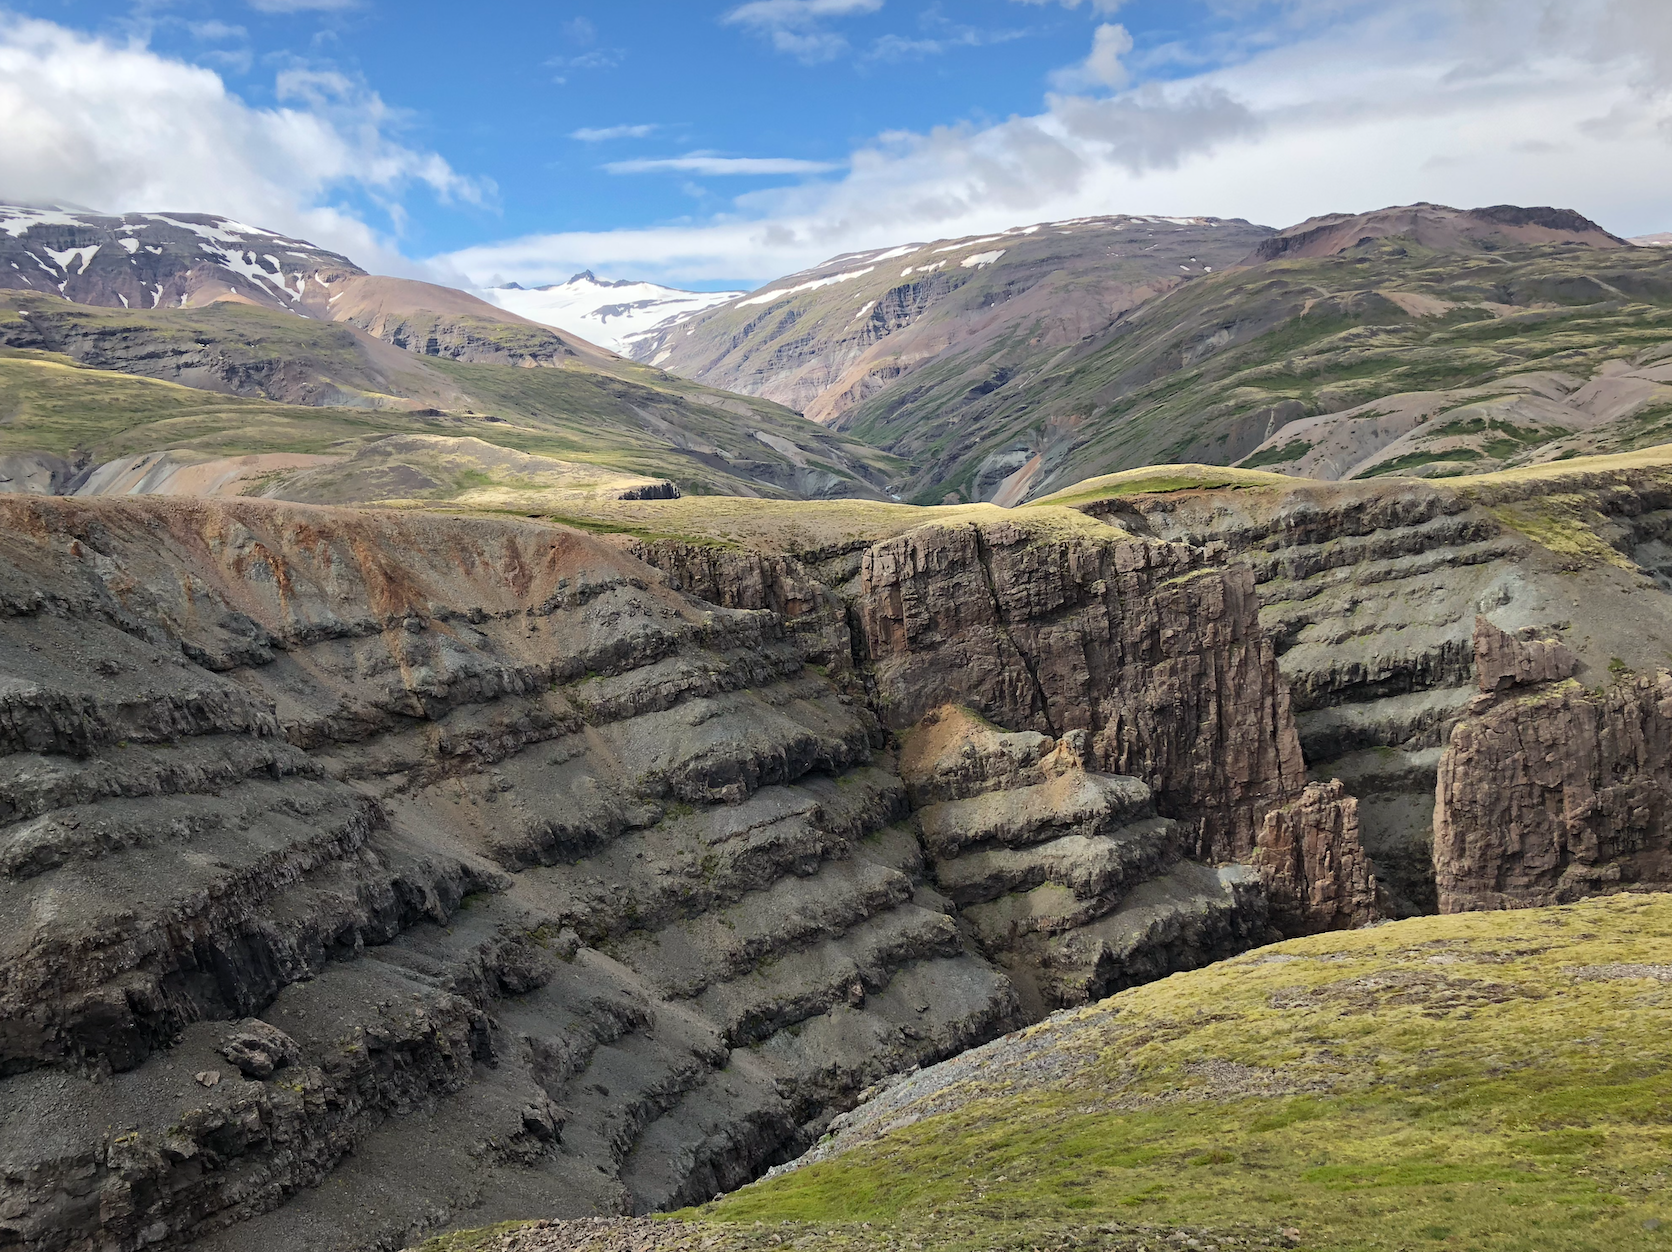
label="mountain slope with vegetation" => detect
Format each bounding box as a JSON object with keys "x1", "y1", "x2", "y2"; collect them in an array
[
  {"x1": 841, "y1": 204, "x2": 1664, "y2": 502},
  {"x1": 630, "y1": 216, "x2": 1272, "y2": 499},
  {"x1": 639, "y1": 204, "x2": 1666, "y2": 505},
  {"x1": 0, "y1": 203, "x2": 901, "y2": 502}
]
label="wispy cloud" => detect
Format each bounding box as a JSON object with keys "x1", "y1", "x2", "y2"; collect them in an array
[
  {"x1": 723, "y1": 0, "x2": 884, "y2": 63},
  {"x1": 547, "y1": 16, "x2": 623, "y2": 82},
  {"x1": 188, "y1": 20, "x2": 247, "y2": 41},
  {"x1": 571, "y1": 123, "x2": 660, "y2": 142},
  {"x1": 1010, "y1": 0, "x2": 1128, "y2": 13},
  {"x1": 247, "y1": 0, "x2": 359, "y2": 12},
  {"x1": 605, "y1": 153, "x2": 843, "y2": 175},
  {"x1": 866, "y1": 22, "x2": 1028, "y2": 62}
]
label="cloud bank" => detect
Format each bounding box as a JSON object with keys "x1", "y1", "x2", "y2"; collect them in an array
[
  {"x1": 444, "y1": 0, "x2": 1672, "y2": 287},
  {"x1": 0, "y1": 14, "x2": 483, "y2": 273}
]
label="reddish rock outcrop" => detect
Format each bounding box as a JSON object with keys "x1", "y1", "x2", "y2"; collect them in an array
[
  {"x1": 1434, "y1": 671, "x2": 1672, "y2": 911},
  {"x1": 853, "y1": 520, "x2": 1309, "y2": 862},
  {"x1": 1251, "y1": 779, "x2": 1378, "y2": 933},
  {"x1": 1472, "y1": 616, "x2": 1578, "y2": 693}
]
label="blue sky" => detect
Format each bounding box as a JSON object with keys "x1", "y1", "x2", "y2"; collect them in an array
[{"x1": 1, "y1": 1, "x2": 1670, "y2": 287}]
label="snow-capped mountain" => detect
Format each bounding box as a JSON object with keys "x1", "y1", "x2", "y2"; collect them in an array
[
  {"x1": 0, "y1": 203, "x2": 361, "y2": 311},
  {"x1": 483, "y1": 271, "x2": 743, "y2": 355}
]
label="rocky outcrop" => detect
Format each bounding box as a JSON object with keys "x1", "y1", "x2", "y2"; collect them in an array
[
  {"x1": 0, "y1": 497, "x2": 1019, "y2": 1252},
  {"x1": 1074, "y1": 473, "x2": 1672, "y2": 916},
  {"x1": 853, "y1": 519, "x2": 1308, "y2": 863},
  {"x1": 1435, "y1": 671, "x2": 1672, "y2": 911},
  {"x1": 1251, "y1": 780, "x2": 1378, "y2": 934},
  {"x1": 620, "y1": 540, "x2": 855, "y2": 677},
  {"x1": 1472, "y1": 617, "x2": 1578, "y2": 693},
  {"x1": 0, "y1": 492, "x2": 1398, "y2": 1251},
  {"x1": 897, "y1": 707, "x2": 1268, "y2": 1017}
]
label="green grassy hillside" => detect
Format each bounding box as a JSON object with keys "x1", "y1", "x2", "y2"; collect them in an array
[
  {"x1": 424, "y1": 892, "x2": 1672, "y2": 1252},
  {"x1": 839, "y1": 237, "x2": 1672, "y2": 503},
  {"x1": 0, "y1": 296, "x2": 900, "y2": 501}
]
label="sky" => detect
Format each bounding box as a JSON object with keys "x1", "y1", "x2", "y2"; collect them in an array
[{"x1": 0, "y1": 0, "x2": 1670, "y2": 290}]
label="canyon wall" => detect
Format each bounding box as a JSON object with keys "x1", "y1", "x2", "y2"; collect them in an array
[
  {"x1": 1081, "y1": 468, "x2": 1672, "y2": 917},
  {"x1": 0, "y1": 496, "x2": 1371, "y2": 1252},
  {"x1": 10, "y1": 462, "x2": 1672, "y2": 1251}
]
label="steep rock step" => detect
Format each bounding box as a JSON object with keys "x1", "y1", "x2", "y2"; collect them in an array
[
  {"x1": 0, "y1": 741, "x2": 322, "y2": 875},
  {"x1": 589, "y1": 678, "x2": 873, "y2": 806},
  {"x1": 753, "y1": 953, "x2": 1020, "y2": 1121},
  {"x1": 852, "y1": 517, "x2": 1310, "y2": 861},
  {"x1": 0, "y1": 734, "x2": 311, "y2": 826},
  {"x1": 616, "y1": 1048, "x2": 803, "y2": 1213},
  {"x1": 917, "y1": 773, "x2": 1153, "y2": 859},
  {"x1": 1294, "y1": 687, "x2": 1475, "y2": 757},
  {"x1": 1032, "y1": 862, "x2": 1269, "y2": 1010},
  {"x1": 693, "y1": 905, "x2": 967, "y2": 1048},
  {"x1": 0, "y1": 614, "x2": 283, "y2": 758},
  {"x1": 0, "y1": 937, "x2": 503, "y2": 1252},
  {"x1": 934, "y1": 816, "x2": 1180, "y2": 908},
  {"x1": 0, "y1": 785, "x2": 497, "y2": 1075},
  {"x1": 614, "y1": 857, "x2": 917, "y2": 1000},
  {"x1": 503, "y1": 771, "x2": 905, "y2": 948}
]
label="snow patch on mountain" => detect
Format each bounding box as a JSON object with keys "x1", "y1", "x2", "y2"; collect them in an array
[
  {"x1": 738, "y1": 266, "x2": 875, "y2": 309},
  {"x1": 484, "y1": 271, "x2": 743, "y2": 354}
]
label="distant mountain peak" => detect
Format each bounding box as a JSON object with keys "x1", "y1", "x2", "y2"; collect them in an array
[
  {"x1": 486, "y1": 271, "x2": 745, "y2": 354},
  {"x1": 1248, "y1": 202, "x2": 1626, "y2": 263},
  {"x1": 0, "y1": 202, "x2": 362, "y2": 313}
]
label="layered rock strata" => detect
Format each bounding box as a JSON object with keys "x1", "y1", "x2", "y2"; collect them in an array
[
  {"x1": 896, "y1": 707, "x2": 1268, "y2": 1017},
  {"x1": 1075, "y1": 467, "x2": 1672, "y2": 916},
  {"x1": 628, "y1": 518, "x2": 1372, "y2": 938},
  {"x1": 851, "y1": 519, "x2": 1308, "y2": 864},
  {"x1": 0, "y1": 498, "x2": 1019, "y2": 1252},
  {"x1": 1435, "y1": 621, "x2": 1672, "y2": 911}
]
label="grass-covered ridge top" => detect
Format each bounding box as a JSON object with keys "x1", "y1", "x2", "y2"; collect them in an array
[
  {"x1": 1028, "y1": 463, "x2": 1308, "y2": 507},
  {"x1": 494, "y1": 494, "x2": 1129, "y2": 555},
  {"x1": 0, "y1": 294, "x2": 902, "y2": 502}
]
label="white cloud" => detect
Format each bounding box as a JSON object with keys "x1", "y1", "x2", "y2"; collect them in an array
[
  {"x1": 723, "y1": 0, "x2": 885, "y2": 62},
  {"x1": 571, "y1": 124, "x2": 660, "y2": 142},
  {"x1": 1049, "y1": 22, "x2": 1133, "y2": 90},
  {"x1": 0, "y1": 15, "x2": 486, "y2": 274},
  {"x1": 605, "y1": 154, "x2": 843, "y2": 175},
  {"x1": 188, "y1": 20, "x2": 248, "y2": 41},
  {"x1": 440, "y1": 0, "x2": 1672, "y2": 288}
]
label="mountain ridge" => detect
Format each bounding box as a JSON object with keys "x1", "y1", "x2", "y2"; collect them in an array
[
  {"x1": 627, "y1": 202, "x2": 1670, "y2": 503},
  {"x1": 0, "y1": 203, "x2": 901, "y2": 504},
  {"x1": 485, "y1": 272, "x2": 744, "y2": 356}
]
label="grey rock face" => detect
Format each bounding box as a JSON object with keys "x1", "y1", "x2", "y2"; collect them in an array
[{"x1": 0, "y1": 497, "x2": 1022, "y2": 1252}]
